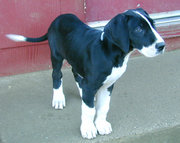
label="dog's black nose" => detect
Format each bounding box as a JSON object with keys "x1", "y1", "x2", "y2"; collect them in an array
[{"x1": 156, "y1": 42, "x2": 165, "y2": 52}]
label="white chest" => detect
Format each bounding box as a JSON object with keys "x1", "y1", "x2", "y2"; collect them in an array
[
  {"x1": 103, "y1": 53, "x2": 131, "y2": 88},
  {"x1": 103, "y1": 65, "x2": 127, "y2": 87}
]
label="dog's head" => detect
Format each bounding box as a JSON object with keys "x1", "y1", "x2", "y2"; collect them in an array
[{"x1": 104, "y1": 8, "x2": 165, "y2": 57}]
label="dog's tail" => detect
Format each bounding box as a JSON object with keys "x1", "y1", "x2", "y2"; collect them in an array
[{"x1": 6, "y1": 33, "x2": 48, "y2": 43}]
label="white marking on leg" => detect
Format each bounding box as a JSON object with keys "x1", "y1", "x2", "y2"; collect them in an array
[
  {"x1": 76, "y1": 82, "x2": 82, "y2": 98},
  {"x1": 95, "y1": 87, "x2": 112, "y2": 135},
  {"x1": 80, "y1": 101, "x2": 97, "y2": 139},
  {"x1": 6, "y1": 34, "x2": 27, "y2": 42},
  {"x1": 52, "y1": 80, "x2": 66, "y2": 109}
]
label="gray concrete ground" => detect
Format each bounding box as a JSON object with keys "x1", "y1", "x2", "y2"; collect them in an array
[{"x1": 0, "y1": 50, "x2": 180, "y2": 143}]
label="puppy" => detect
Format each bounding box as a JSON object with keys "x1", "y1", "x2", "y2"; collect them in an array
[{"x1": 7, "y1": 8, "x2": 165, "y2": 139}]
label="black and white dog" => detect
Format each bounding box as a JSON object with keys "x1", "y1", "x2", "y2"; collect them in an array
[{"x1": 7, "y1": 8, "x2": 165, "y2": 139}]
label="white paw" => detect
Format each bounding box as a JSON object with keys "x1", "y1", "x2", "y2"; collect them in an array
[
  {"x1": 52, "y1": 88, "x2": 66, "y2": 109},
  {"x1": 80, "y1": 122, "x2": 97, "y2": 139},
  {"x1": 52, "y1": 94, "x2": 66, "y2": 109},
  {"x1": 95, "y1": 120, "x2": 112, "y2": 135}
]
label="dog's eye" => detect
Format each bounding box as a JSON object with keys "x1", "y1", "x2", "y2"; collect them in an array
[{"x1": 135, "y1": 26, "x2": 143, "y2": 33}]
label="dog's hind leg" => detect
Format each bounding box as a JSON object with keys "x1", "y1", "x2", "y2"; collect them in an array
[
  {"x1": 51, "y1": 56, "x2": 66, "y2": 110},
  {"x1": 72, "y1": 69, "x2": 83, "y2": 98},
  {"x1": 49, "y1": 32, "x2": 66, "y2": 109}
]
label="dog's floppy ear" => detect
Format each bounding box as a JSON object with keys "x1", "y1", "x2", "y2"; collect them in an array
[{"x1": 104, "y1": 14, "x2": 129, "y2": 53}]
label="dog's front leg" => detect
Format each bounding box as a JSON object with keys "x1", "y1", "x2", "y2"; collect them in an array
[
  {"x1": 81, "y1": 101, "x2": 97, "y2": 139},
  {"x1": 95, "y1": 85, "x2": 114, "y2": 135},
  {"x1": 80, "y1": 89, "x2": 97, "y2": 139}
]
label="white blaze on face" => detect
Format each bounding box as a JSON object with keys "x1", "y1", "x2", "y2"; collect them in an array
[{"x1": 134, "y1": 11, "x2": 165, "y2": 57}]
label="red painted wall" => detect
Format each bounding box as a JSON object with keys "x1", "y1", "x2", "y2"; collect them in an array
[
  {"x1": 0, "y1": 0, "x2": 179, "y2": 76},
  {"x1": 0, "y1": 0, "x2": 85, "y2": 76},
  {"x1": 85, "y1": 0, "x2": 180, "y2": 22},
  {"x1": 85, "y1": 0, "x2": 180, "y2": 54}
]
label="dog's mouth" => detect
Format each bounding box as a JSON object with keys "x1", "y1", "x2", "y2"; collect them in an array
[
  {"x1": 138, "y1": 44, "x2": 165, "y2": 58},
  {"x1": 156, "y1": 48, "x2": 165, "y2": 55}
]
